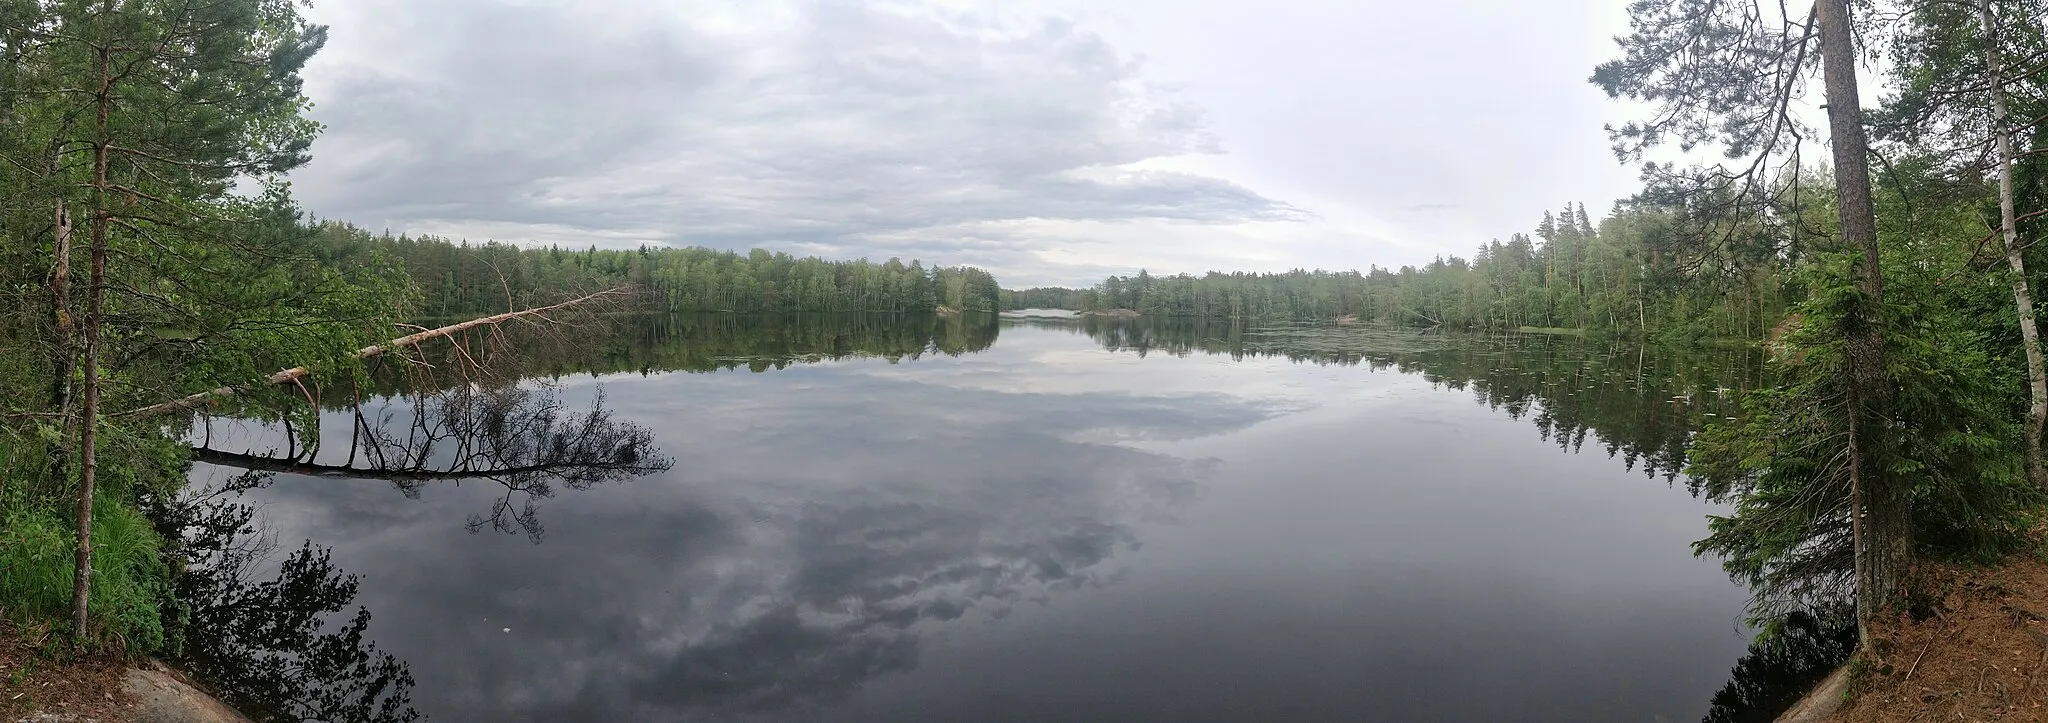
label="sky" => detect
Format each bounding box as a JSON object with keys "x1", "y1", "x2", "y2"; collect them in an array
[{"x1": 288, "y1": 0, "x2": 1645, "y2": 288}]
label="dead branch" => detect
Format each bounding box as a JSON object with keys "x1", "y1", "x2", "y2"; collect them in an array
[{"x1": 114, "y1": 287, "x2": 627, "y2": 419}]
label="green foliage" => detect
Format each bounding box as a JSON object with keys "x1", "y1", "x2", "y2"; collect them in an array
[
  {"x1": 0, "y1": 421, "x2": 188, "y2": 653},
  {"x1": 0, "y1": 493, "x2": 168, "y2": 653},
  {"x1": 0, "y1": 0, "x2": 408, "y2": 653},
  {"x1": 315, "y1": 224, "x2": 1000, "y2": 316},
  {"x1": 1589, "y1": 0, "x2": 1815, "y2": 161},
  {"x1": 1002, "y1": 286, "x2": 1092, "y2": 310},
  {"x1": 1689, "y1": 249, "x2": 2039, "y2": 619},
  {"x1": 1011, "y1": 202, "x2": 1787, "y2": 339}
]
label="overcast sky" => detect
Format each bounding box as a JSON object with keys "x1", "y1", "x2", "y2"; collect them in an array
[{"x1": 290, "y1": 0, "x2": 1643, "y2": 287}]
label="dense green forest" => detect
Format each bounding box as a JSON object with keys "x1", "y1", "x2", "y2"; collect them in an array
[
  {"x1": 1004, "y1": 201, "x2": 1793, "y2": 342},
  {"x1": 313, "y1": 224, "x2": 1002, "y2": 316}
]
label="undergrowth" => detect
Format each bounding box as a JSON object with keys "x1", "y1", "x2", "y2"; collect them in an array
[{"x1": 0, "y1": 493, "x2": 169, "y2": 652}]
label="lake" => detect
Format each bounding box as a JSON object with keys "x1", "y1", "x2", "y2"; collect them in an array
[{"x1": 183, "y1": 314, "x2": 1807, "y2": 722}]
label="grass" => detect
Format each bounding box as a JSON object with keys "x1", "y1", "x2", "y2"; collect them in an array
[{"x1": 0, "y1": 491, "x2": 168, "y2": 653}]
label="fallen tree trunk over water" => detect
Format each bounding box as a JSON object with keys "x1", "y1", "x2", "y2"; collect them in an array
[
  {"x1": 117, "y1": 288, "x2": 628, "y2": 419},
  {"x1": 190, "y1": 447, "x2": 642, "y2": 482}
]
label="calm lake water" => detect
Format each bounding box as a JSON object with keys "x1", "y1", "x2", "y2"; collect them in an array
[{"x1": 186, "y1": 315, "x2": 1796, "y2": 722}]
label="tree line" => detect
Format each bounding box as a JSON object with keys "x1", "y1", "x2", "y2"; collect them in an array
[
  {"x1": 1004, "y1": 200, "x2": 1789, "y2": 343},
  {"x1": 313, "y1": 224, "x2": 1002, "y2": 317}
]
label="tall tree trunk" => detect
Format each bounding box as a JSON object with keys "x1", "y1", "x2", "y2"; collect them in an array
[
  {"x1": 1817, "y1": 0, "x2": 1907, "y2": 650},
  {"x1": 70, "y1": 29, "x2": 111, "y2": 641},
  {"x1": 1636, "y1": 283, "x2": 1646, "y2": 335},
  {"x1": 49, "y1": 195, "x2": 73, "y2": 411},
  {"x1": 46, "y1": 194, "x2": 75, "y2": 486},
  {"x1": 1982, "y1": 0, "x2": 2048, "y2": 490}
]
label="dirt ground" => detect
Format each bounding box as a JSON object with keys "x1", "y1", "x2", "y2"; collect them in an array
[
  {"x1": 0, "y1": 615, "x2": 132, "y2": 722},
  {"x1": 1825, "y1": 556, "x2": 2048, "y2": 721}
]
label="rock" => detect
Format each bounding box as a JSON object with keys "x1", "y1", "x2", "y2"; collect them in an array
[
  {"x1": 118, "y1": 663, "x2": 248, "y2": 723},
  {"x1": 1774, "y1": 664, "x2": 1849, "y2": 723}
]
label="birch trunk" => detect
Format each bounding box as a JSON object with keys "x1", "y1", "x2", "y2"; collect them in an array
[{"x1": 1982, "y1": 0, "x2": 2048, "y2": 490}]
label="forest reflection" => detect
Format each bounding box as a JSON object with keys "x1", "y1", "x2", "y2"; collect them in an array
[
  {"x1": 1045, "y1": 317, "x2": 1830, "y2": 723},
  {"x1": 1699, "y1": 612, "x2": 1857, "y2": 723},
  {"x1": 184, "y1": 314, "x2": 998, "y2": 627},
  {"x1": 345, "y1": 312, "x2": 1756, "y2": 491},
  {"x1": 374, "y1": 312, "x2": 1753, "y2": 489},
  {"x1": 155, "y1": 490, "x2": 423, "y2": 723},
  {"x1": 1048, "y1": 316, "x2": 1761, "y2": 483},
  {"x1": 378, "y1": 312, "x2": 1004, "y2": 388}
]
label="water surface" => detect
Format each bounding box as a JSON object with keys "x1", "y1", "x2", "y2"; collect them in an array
[{"x1": 189, "y1": 315, "x2": 1775, "y2": 722}]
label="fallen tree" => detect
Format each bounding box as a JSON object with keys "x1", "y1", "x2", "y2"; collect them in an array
[{"x1": 116, "y1": 288, "x2": 629, "y2": 419}]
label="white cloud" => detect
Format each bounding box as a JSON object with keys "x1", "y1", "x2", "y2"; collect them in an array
[{"x1": 292, "y1": 0, "x2": 1646, "y2": 285}]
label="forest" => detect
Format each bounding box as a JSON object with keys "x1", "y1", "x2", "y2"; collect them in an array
[
  {"x1": 319, "y1": 225, "x2": 1002, "y2": 316},
  {"x1": 7, "y1": 0, "x2": 2048, "y2": 718},
  {"x1": 1005, "y1": 202, "x2": 1793, "y2": 344}
]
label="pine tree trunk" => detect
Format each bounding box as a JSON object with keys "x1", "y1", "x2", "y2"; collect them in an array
[
  {"x1": 1818, "y1": 0, "x2": 1907, "y2": 650},
  {"x1": 71, "y1": 27, "x2": 112, "y2": 641},
  {"x1": 1983, "y1": 0, "x2": 2048, "y2": 490},
  {"x1": 71, "y1": 212, "x2": 103, "y2": 642}
]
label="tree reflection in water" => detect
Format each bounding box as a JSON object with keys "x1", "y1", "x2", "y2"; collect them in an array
[
  {"x1": 1698, "y1": 611, "x2": 1855, "y2": 723},
  {"x1": 150, "y1": 488, "x2": 422, "y2": 723},
  {"x1": 168, "y1": 358, "x2": 672, "y2": 720},
  {"x1": 195, "y1": 382, "x2": 671, "y2": 542},
  {"x1": 1055, "y1": 317, "x2": 1862, "y2": 720},
  {"x1": 1055, "y1": 317, "x2": 1761, "y2": 482}
]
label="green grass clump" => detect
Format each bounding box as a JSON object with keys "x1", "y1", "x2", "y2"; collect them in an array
[{"x1": 0, "y1": 492, "x2": 168, "y2": 652}]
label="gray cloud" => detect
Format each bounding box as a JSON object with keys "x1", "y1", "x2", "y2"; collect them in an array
[{"x1": 293, "y1": 0, "x2": 1303, "y2": 257}]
